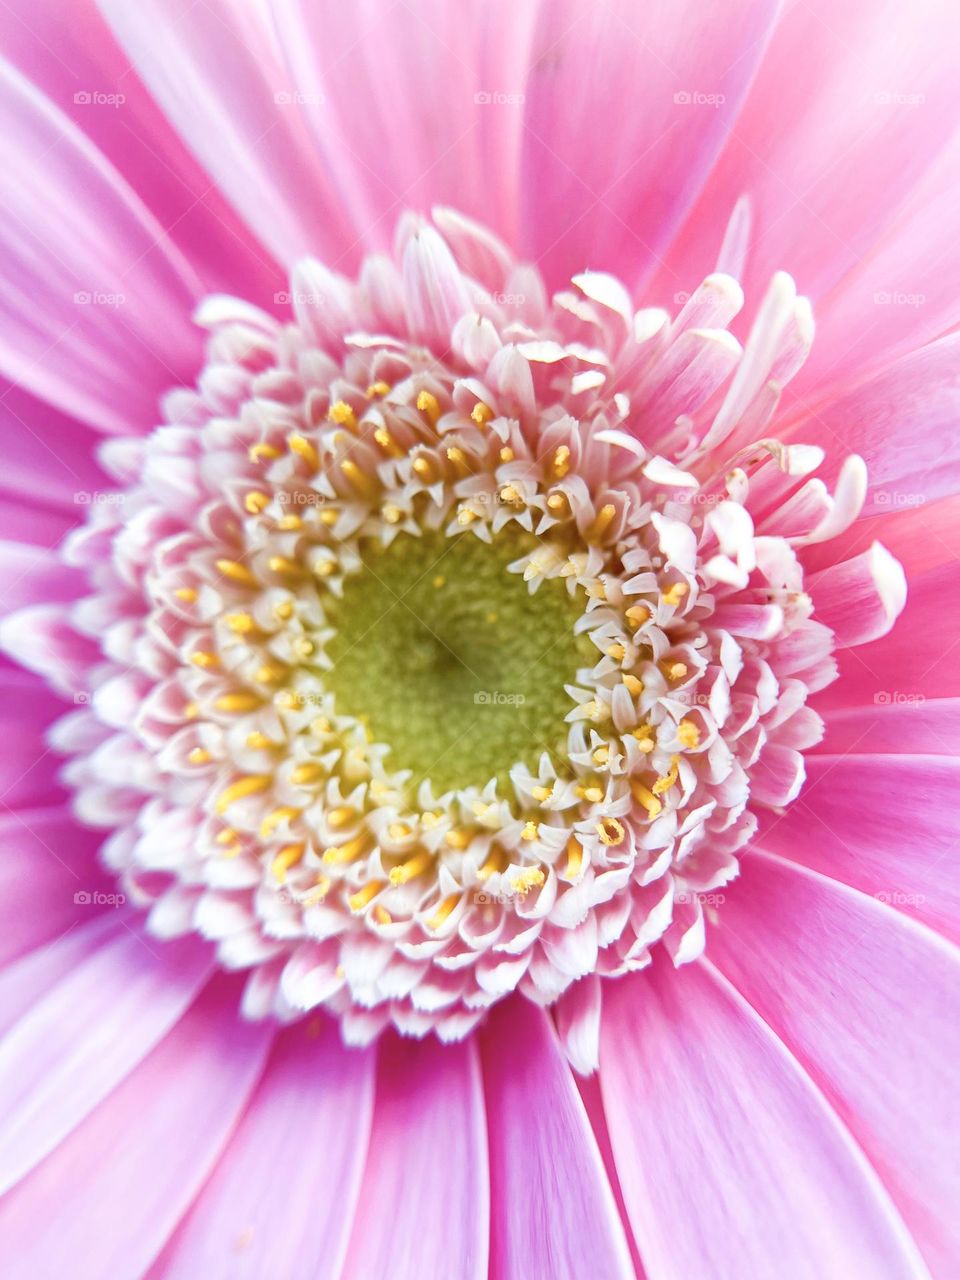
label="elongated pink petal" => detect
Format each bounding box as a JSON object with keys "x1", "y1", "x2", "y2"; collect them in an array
[
  {"x1": 710, "y1": 852, "x2": 960, "y2": 1276},
  {"x1": 601, "y1": 961, "x2": 927, "y2": 1280}
]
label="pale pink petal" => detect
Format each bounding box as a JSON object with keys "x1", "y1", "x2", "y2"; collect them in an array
[
  {"x1": 818, "y1": 698, "x2": 960, "y2": 757},
  {"x1": 340, "y1": 1035, "x2": 488, "y2": 1280},
  {"x1": 0, "y1": 930, "x2": 212, "y2": 1195},
  {"x1": 0, "y1": 979, "x2": 272, "y2": 1279},
  {"x1": 0, "y1": 915, "x2": 121, "y2": 1039},
  {"x1": 600, "y1": 960, "x2": 928, "y2": 1280},
  {"x1": 482, "y1": 999, "x2": 634, "y2": 1280},
  {"x1": 0, "y1": 60, "x2": 201, "y2": 434},
  {"x1": 153, "y1": 1022, "x2": 375, "y2": 1280},
  {"x1": 809, "y1": 543, "x2": 907, "y2": 647},
  {"x1": 0, "y1": 385, "x2": 108, "y2": 512},
  {"x1": 710, "y1": 852, "x2": 960, "y2": 1276}
]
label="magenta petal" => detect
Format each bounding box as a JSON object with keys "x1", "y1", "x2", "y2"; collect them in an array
[
  {"x1": 710, "y1": 853, "x2": 960, "y2": 1276},
  {"x1": 154, "y1": 1022, "x2": 375, "y2": 1279},
  {"x1": 340, "y1": 1034, "x2": 488, "y2": 1280},
  {"x1": 482, "y1": 999, "x2": 634, "y2": 1280}
]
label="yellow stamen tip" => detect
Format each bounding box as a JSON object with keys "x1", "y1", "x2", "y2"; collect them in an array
[{"x1": 216, "y1": 775, "x2": 271, "y2": 814}]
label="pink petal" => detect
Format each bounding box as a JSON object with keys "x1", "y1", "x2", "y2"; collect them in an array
[
  {"x1": 601, "y1": 959, "x2": 928, "y2": 1280},
  {"x1": 710, "y1": 852, "x2": 960, "y2": 1276},
  {"x1": 341, "y1": 1035, "x2": 488, "y2": 1280},
  {"x1": 809, "y1": 543, "x2": 907, "y2": 647},
  {"x1": 0, "y1": 61, "x2": 201, "y2": 434},
  {"x1": 818, "y1": 698, "x2": 960, "y2": 757},
  {"x1": 0, "y1": 978, "x2": 272, "y2": 1278},
  {"x1": 482, "y1": 999, "x2": 634, "y2": 1280},
  {"x1": 153, "y1": 1022, "x2": 375, "y2": 1279}
]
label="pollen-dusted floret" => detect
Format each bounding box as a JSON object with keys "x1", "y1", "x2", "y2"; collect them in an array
[{"x1": 43, "y1": 210, "x2": 903, "y2": 1045}]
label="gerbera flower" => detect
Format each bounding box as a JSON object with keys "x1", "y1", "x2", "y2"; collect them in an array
[{"x1": 0, "y1": 2, "x2": 957, "y2": 1277}]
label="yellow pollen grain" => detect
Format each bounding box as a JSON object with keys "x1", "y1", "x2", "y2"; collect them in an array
[
  {"x1": 271, "y1": 842, "x2": 305, "y2": 883},
  {"x1": 445, "y1": 828, "x2": 471, "y2": 850},
  {"x1": 248, "y1": 442, "x2": 281, "y2": 463},
  {"x1": 445, "y1": 446, "x2": 470, "y2": 475},
  {"x1": 215, "y1": 827, "x2": 238, "y2": 846},
  {"x1": 546, "y1": 492, "x2": 570, "y2": 517},
  {"x1": 273, "y1": 600, "x2": 294, "y2": 622},
  {"x1": 322, "y1": 834, "x2": 369, "y2": 866},
  {"x1": 310, "y1": 717, "x2": 331, "y2": 737},
  {"x1": 183, "y1": 701, "x2": 199, "y2": 720},
  {"x1": 290, "y1": 762, "x2": 324, "y2": 786},
  {"x1": 294, "y1": 637, "x2": 316, "y2": 660},
  {"x1": 383, "y1": 503, "x2": 403, "y2": 525},
  {"x1": 511, "y1": 867, "x2": 545, "y2": 895},
  {"x1": 412, "y1": 456, "x2": 437, "y2": 484},
  {"x1": 606, "y1": 643, "x2": 626, "y2": 663},
  {"x1": 373, "y1": 905, "x2": 392, "y2": 925},
  {"x1": 374, "y1": 427, "x2": 403, "y2": 457},
  {"x1": 416, "y1": 390, "x2": 441, "y2": 424},
  {"x1": 268, "y1": 556, "x2": 302, "y2": 578},
  {"x1": 319, "y1": 509, "x2": 338, "y2": 527},
  {"x1": 389, "y1": 850, "x2": 432, "y2": 885},
  {"x1": 215, "y1": 692, "x2": 261, "y2": 714},
  {"x1": 661, "y1": 661, "x2": 688, "y2": 682},
  {"x1": 190, "y1": 651, "x2": 219, "y2": 669},
  {"x1": 592, "y1": 745, "x2": 610, "y2": 766},
  {"x1": 420, "y1": 811, "x2": 442, "y2": 829},
  {"x1": 276, "y1": 514, "x2": 303, "y2": 532},
  {"x1": 244, "y1": 491, "x2": 270, "y2": 515},
  {"x1": 597, "y1": 817, "x2": 626, "y2": 846},
  {"x1": 550, "y1": 445, "x2": 571, "y2": 479},
  {"x1": 328, "y1": 401, "x2": 357, "y2": 431},
  {"x1": 340, "y1": 458, "x2": 378, "y2": 498},
  {"x1": 456, "y1": 507, "x2": 477, "y2": 526},
  {"x1": 625, "y1": 605, "x2": 650, "y2": 630},
  {"x1": 631, "y1": 779, "x2": 663, "y2": 819},
  {"x1": 521, "y1": 821, "x2": 539, "y2": 842},
  {"x1": 187, "y1": 747, "x2": 212, "y2": 765},
  {"x1": 216, "y1": 775, "x2": 271, "y2": 814},
  {"x1": 388, "y1": 821, "x2": 412, "y2": 841},
  {"x1": 633, "y1": 724, "x2": 656, "y2": 752},
  {"x1": 366, "y1": 381, "x2": 390, "y2": 399},
  {"x1": 349, "y1": 880, "x2": 384, "y2": 913},
  {"x1": 677, "y1": 718, "x2": 700, "y2": 749},
  {"x1": 499, "y1": 446, "x2": 515, "y2": 463},
  {"x1": 565, "y1": 835, "x2": 583, "y2": 879},
  {"x1": 531, "y1": 784, "x2": 552, "y2": 804},
  {"x1": 254, "y1": 664, "x2": 285, "y2": 686},
  {"x1": 622, "y1": 674, "x2": 643, "y2": 697},
  {"x1": 662, "y1": 582, "x2": 689, "y2": 607},
  {"x1": 652, "y1": 756, "x2": 680, "y2": 796},
  {"x1": 471, "y1": 401, "x2": 493, "y2": 426},
  {"x1": 245, "y1": 731, "x2": 275, "y2": 750},
  {"x1": 586, "y1": 503, "x2": 617, "y2": 542},
  {"x1": 260, "y1": 806, "x2": 301, "y2": 838},
  {"x1": 477, "y1": 848, "x2": 507, "y2": 881},
  {"x1": 216, "y1": 558, "x2": 258, "y2": 588},
  {"x1": 174, "y1": 586, "x2": 197, "y2": 603},
  {"x1": 319, "y1": 805, "x2": 351, "y2": 829},
  {"x1": 426, "y1": 893, "x2": 460, "y2": 930},
  {"x1": 225, "y1": 612, "x2": 257, "y2": 634}
]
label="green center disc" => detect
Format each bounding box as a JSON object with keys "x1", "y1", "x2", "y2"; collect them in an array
[{"x1": 323, "y1": 530, "x2": 590, "y2": 793}]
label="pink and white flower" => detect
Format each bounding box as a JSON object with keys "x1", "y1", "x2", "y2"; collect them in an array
[{"x1": 0, "y1": 2, "x2": 957, "y2": 1277}]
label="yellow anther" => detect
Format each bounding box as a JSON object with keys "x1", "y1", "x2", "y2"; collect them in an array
[
  {"x1": 592, "y1": 745, "x2": 610, "y2": 766},
  {"x1": 445, "y1": 828, "x2": 471, "y2": 850},
  {"x1": 586, "y1": 581, "x2": 607, "y2": 600},
  {"x1": 631, "y1": 779, "x2": 663, "y2": 818},
  {"x1": 245, "y1": 731, "x2": 275, "y2": 750},
  {"x1": 328, "y1": 401, "x2": 357, "y2": 430},
  {"x1": 273, "y1": 600, "x2": 294, "y2": 622},
  {"x1": 248, "y1": 442, "x2": 281, "y2": 463},
  {"x1": 366, "y1": 381, "x2": 390, "y2": 399},
  {"x1": 457, "y1": 507, "x2": 477, "y2": 526},
  {"x1": 426, "y1": 893, "x2": 460, "y2": 930},
  {"x1": 586, "y1": 503, "x2": 617, "y2": 542},
  {"x1": 225, "y1": 612, "x2": 257, "y2": 634},
  {"x1": 677, "y1": 718, "x2": 700, "y2": 749},
  {"x1": 260, "y1": 806, "x2": 300, "y2": 838},
  {"x1": 349, "y1": 880, "x2": 385, "y2": 913},
  {"x1": 584, "y1": 699, "x2": 611, "y2": 722},
  {"x1": 607, "y1": 643, "x2": 626, "y2": 662},
  {"x1": 374, "y1": 427, "x2": 403, "y2": 457},
  {"x1": 190, "y1": 651, "x2": 220, "y2": 669},
  {"x1": 214, "y1": 692, "x2": 261, "y2": 714},
  {"x1": 477, "y1": 848, "x2": 507, "y2": 881},
  {"x1": 254, "y1": 664, "x2": 285, "y2": 685},
  {"x1": 216, "y1": 775, "x2": 271, "y2": 814},
  {"x1": 550, "y1": 445, "x2": 571, "y2": 479},
  {"x1": 597, "y1": 817, "x2": 626, "y2": 846},
  {"x1": 174, "y1": 586, "x2": 197, "y2": 603},
  {"x1": 625, "y1": 604, "x2": 650, "y2": 629},
  {"x1": 340, "y1": 458, "x2": 378, "y2": 498},
  {"x1": 383, "y1": 503, "x2": 403, "y2": 524},
  {"x1": 318, "y1": 805, "x2": 351, "y2": 829},
  {"x1": 662, "y1": 582, "x2": 689, "y2": 607},
  {"x1": 471, "y1": 401, "x2": 493, "y2": 426},
  {"x1": 577, "y1": 783, "x2": 604, "y2": 804},
  {"x1": 632, "y1": 724, "x2": 656, "y2": 752},
  {"x1": 322, "y1": 834, "x2": 369, "y2": 865},
  {"x1": 276, "y1": 514, "x2": 303, "y2": 532},
  {"x1": 622, "y1": 674, "x2": 644, "y2": 697},
  {"x1": 215, "y1": 827, "x2": 238, "y2": 846},
  {"x1": 546, "y1": 492, "x2": 570, "y2": 517},
  {"x1": 220, "y1": 842, "x2": 242, "y2": 859},
  {"x1": 244, "y1": 491, "x2": 270, "y2": 515},
  {"x1": 268, "y1": 556, "x2": 302, "y2": 578},
  {"x1": 412, "y1": 455, "x2": 438, "y2": 484},
  {"x1": 310, "y1": 717, "x2": 331, "y2": 737},
  {"x1": 521, "y1": 821, "x2": 539, "y2": 842},
  {"x1": 301, "y1": 875, "x2": 331, "y2": 907},
  {"x1": 271, "y1": 842, "x2": 305, "y2": 883},
  {"x1": 661, "y1": 661, "x2": 688, "y2": 683},
  {"x1": 499, "y1": 446, "x2": 515, "y2": 463},
  {"x1": 312, "y1": 558, "x2": 336, "y2": 580},
  {"x1": 294, "y1": 637, "x2": 316, "y2": 660},
  {"x1": 531, "y1": 784, "x2": 553, "y2": 804},
  {"x1": 187, "y1": 747, "x2": 212, "y2": 765},
  {"x1": 183, "y1": 701, "x2": 199, "y2": 720},
  {"x1": 389, "y1": 850, "x2": 432, "y2": 885},
  {"x1": 652, "y1": 755, "x2": 680, "y2": 796},
  {"x1": 500, "y1": 484, "x2": 523, "y2": 505},
  {"x1": 445, "y1": 446, "x2": 471, "y2": 475},
  {"x1": 433, "y1": 575, "x2": 446, "y2": 589},
  {"x1": 216, "y1": 559, "x2": 258, "y2": 587},
  {"x1": 420, "y1": 811, "x2": 443, "y2": 829},
  {"x1": 318, "y1": 508, "x2": 338, "y2": 526},
  {"x1": 387, "y1": 821, "x2": 412, "y2": 841},
  {"x1": 290, "y1": 762, "x2": 324, "y2": 786},
  {"x1": 511, "y1": 867, "x2": 545, "y2": 895},
  {"x1": 416, "y1": 389, "x2": 441, "y2": 424},
  {"x1": 373, "y1": 905, "x2": 393, "y2": 925},
  {"x1": 564, "y1": 835, "x2": 584, "y2": 879}
]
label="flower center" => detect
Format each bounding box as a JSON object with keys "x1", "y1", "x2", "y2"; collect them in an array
[{"x1": 324, "y1": 530, "x2": 589, "y2": 793}]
